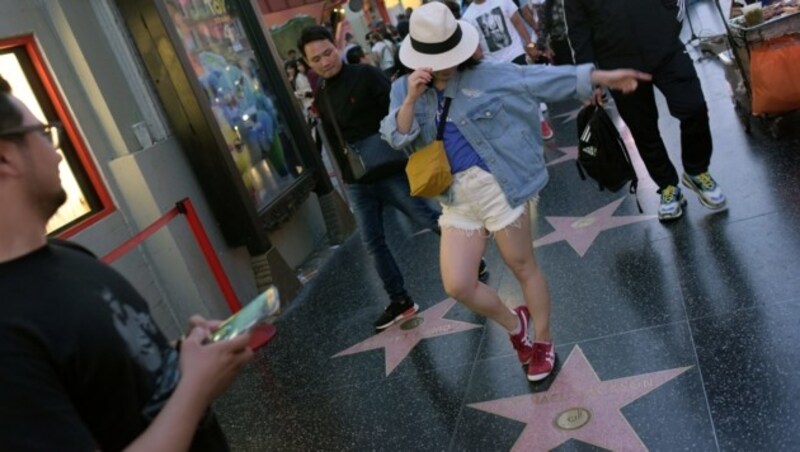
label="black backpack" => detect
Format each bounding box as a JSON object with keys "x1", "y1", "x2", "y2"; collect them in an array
[{"x1": 576, "y1": 105, "x2": 641, "y2": 210}]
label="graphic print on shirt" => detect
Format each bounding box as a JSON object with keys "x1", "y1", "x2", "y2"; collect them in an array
[
  {"x1": 476, "y1": 8, "x2": 513, "y2": 52},
  {"x1": 101, "y1": 288, "x2": 180, "y2": 420}
]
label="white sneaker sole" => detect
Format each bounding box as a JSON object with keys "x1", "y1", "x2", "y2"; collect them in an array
[
  {"x1": 527, "y1": 354, "x2": 557, "y2": 382},
  {"x1": 658, "y1": 194, "x2": 687, "y2": 222},
  {"x1": 375, "y1": 304, "x2": 419, "y2": 330}
]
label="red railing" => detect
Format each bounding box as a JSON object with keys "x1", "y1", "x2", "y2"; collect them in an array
[{"x1": 102, "y1": 198, "x2": 276, "y2": 349}]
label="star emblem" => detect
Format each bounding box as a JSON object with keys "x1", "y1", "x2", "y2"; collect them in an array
[
  {"x1": 545, "y1": 146, "x2": 578, "y2": 167},
  {"x1": 552, "y1": 106, "x2": 583, "y2": 124},
  {"x1": 333, "y1": 298, "x2": 482, "y2": 376},
  {"x1": 469, "y1": 346, "x2": 691, "y2": 451},
  {"x1": 551, "y1": 102, "x2": 615, "y2": 124},
  {"x1": 534, "y1": 198, "x2": 656, "y2": 257}
]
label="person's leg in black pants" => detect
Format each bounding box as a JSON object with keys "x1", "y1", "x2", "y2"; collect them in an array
[
  {"x1": 609, "y1": 81, "x2": 679, "y2": 190},
  {"x1": 654, "y1": 49, "x2": 713, "y2": 177},
  {"x1": 653, "y1": 48, "x2": 725, "y2": 210}
]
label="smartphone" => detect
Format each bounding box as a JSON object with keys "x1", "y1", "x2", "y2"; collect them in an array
[{"x1": 208, "y1": 286, "x2": 280, "y2": 343}]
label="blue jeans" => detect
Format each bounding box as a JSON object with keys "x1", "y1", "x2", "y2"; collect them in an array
[{"x1": 346, "y1": 172, "x2": 440, "y2": 301}]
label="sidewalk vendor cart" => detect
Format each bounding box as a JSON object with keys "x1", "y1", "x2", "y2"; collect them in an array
[{"x1": 714, "y1": 0, "x2": 800, "y2": 137}]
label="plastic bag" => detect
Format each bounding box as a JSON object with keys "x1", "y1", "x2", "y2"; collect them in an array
[{"x1": 750, "y1": 34, "x2": 800, "y2": 115}]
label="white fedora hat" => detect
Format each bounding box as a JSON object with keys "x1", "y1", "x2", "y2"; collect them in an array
[{"x1": 399, "y1": 2, "x2": 480, "y2": 71}]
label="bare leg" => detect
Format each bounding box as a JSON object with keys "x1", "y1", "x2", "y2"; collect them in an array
[
  {"x1": 493, "y1": 207, "x2": 552, "y2": 342},
  {"x1": 440, "y1": 228, "x2": 518, "y2": 331}
]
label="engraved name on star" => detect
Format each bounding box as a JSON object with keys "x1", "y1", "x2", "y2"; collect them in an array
[
  {"x1": 333, "y1": 298, "x2": 482, "y2": 376},
  {"x1": 534, "y1": 198, "x2": 656, "y2": 257},
  {"x1": 469, "y1": 346, "x2": 691, "y2": 451}
]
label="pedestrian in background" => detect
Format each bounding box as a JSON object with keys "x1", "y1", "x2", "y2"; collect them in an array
[
  {"x1": 565, "y1": 0, "x2": 727, "y2": 221},
  {"x1": 299, "y1": 26, "x2": 489, "y2": 331}
]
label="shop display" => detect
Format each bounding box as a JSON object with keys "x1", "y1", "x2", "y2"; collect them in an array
[{"x1": 164, "y1": 0, "x2": 305, "y2": 211}]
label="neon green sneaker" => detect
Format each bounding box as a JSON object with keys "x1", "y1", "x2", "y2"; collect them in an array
[
  {"x1": 658, "y1": 185, "x2": 687, "y2": 221},
  {"x1": 682, "y1": 172, "x2": 727, "y2": 209}
]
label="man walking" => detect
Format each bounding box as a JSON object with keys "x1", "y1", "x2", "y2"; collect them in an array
[
  {"x1": 463, "y1": 0, "x2": 555, "y2": 139},
  {"x1": 565, "y1": 0, "x2": 726, "y2": 221},
  {"x1": 299, "y1": 26, "x2": 488, "y2": 331}
]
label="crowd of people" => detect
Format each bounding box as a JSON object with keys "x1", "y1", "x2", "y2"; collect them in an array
[{"x1": 0, "y1": 0, "x2": 728, "y2": 449}]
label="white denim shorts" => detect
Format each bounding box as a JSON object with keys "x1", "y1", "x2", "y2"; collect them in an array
[{"x1": 439, "y1": 166, "x2": 535, "y2": 233}]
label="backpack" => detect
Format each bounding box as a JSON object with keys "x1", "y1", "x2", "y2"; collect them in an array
[{"x1": 575, "y1": 105, "x2": 642, "y2": 210}]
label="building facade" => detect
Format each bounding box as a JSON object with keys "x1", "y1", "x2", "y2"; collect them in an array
[{"x1": 0, "y1": 0, "x2": 351, "y2": 338}]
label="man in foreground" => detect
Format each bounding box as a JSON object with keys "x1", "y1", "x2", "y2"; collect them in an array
[{"x1": 0, "y1": 77, "x2": 252, "y2": 451}]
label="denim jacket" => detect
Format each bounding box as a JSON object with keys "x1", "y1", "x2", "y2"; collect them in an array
[{"x1": 380, "y1": 62, "x2": 595, "y2": 208}]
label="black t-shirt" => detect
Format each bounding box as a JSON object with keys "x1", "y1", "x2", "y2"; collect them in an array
[
  {"x1": 0, "y1": 241, "x2": 225, "y2": 451},
  {"x1": 316, "y1": 64, "x2": 404, "y2": 183},
  {"x1": 318, "y1": 63, "x2": 390, "y2": 143}
]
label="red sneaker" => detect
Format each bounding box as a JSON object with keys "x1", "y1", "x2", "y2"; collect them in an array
[
  {"x1": 527, "y1": 341, "x2": 555, "y2": 382},
  {"x1": 540, "y1": 119, "x2": 554, "y2": 141},
  {"x1": 509, "y1": 306, "x2": 533, "y2": 364}
]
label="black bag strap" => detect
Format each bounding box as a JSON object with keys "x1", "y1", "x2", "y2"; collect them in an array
[
  {"x1": 319, "y1": 80, "x2": 350, "y2": 154},
  {"x1": 319, "y1": 81, "x2": 349, "y2": 151},
  {"x1": 436, "y1": 97, "x2": 452, "y2": 140}
]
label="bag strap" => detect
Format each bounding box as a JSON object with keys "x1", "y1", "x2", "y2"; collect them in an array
[
  {"x1": 436, "y1": 97, "x2": 452, "y2": 140},
  {"x1": 319, "y1": 80, "x2": 349, "y2": 151}
]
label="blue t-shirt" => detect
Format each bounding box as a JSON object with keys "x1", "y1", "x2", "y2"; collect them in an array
[{"x1": 437, "y1": 90, "x2": 490, "y2": 174}]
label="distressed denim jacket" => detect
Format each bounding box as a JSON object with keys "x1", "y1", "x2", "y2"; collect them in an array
[{"x1": 380, "y1": 62, "x2": 595, "y2": 208}]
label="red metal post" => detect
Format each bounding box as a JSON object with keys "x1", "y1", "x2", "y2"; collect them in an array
[{"x1": 177, "y1": 198, "x2": 242, "y2": 312}]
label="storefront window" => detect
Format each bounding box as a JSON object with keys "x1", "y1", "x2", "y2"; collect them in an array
[
  {"x1": 0, "y1": 37, "x2": 111, "y2": 234},
  {"x1": 163, "y1": 0, "x2": 306, "y2": 211}
]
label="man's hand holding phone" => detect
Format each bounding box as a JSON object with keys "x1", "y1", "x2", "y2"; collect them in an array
[
  {"x1": 207, "y1": 286, "x2": 280, "y2": 343},
  {"x1": 174, "y1": 287, "x2": 279, "y2": 405},
  {"x1": 178, "y1": 326, "x2": 253, "y2": 406}
]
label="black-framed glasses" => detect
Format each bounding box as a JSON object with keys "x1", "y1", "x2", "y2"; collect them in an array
[{"x1": 0, "y1": 121, "x2": 63, "y2": 149}]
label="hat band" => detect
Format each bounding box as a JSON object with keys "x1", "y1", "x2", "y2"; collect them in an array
[{"x1": 410, "y1": 25, "x2": 463, "y2": 55}]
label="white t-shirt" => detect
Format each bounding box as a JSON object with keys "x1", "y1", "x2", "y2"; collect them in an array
[
  {"x1": 372, "y1": 40, "x2": 395, "y2": 71},
  {"x1": 463, "y1": 0, "x2": 524, "y2": 63}
]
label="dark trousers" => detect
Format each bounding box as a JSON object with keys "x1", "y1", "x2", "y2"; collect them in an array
[
  {"x1": 609, "y1": 49, "x2": 712, "y2": 189},
  {"x1": 550, "y1": 38, "x2": 574, "y2": 65},
  {"x1": 346, "y1": 172, "x2": 440, "y2": 301}
]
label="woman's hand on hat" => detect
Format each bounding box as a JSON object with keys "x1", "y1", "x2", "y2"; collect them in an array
[
  {"x1": 591, "y1": 69, "x2": 652, "y2": 94},
  {"x1": 406, "y1": 68, "x2": 433, "y2": 103}
]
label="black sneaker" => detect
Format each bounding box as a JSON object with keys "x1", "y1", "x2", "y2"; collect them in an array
[
  {"x1": 479, "y1": 258, "x2": 490, "y2": 283},
  {"x1": 374, "y1": 297, "x2": 419, "y2": 331}
]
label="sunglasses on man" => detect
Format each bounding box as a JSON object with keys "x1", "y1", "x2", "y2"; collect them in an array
[{"x1": 0, "y1": 122, "x2": 63, "y2": 149}]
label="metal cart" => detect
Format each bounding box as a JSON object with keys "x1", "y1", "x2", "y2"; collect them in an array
[{"x1": 712, "y1": 1, "x2": 800, "y2": 137}]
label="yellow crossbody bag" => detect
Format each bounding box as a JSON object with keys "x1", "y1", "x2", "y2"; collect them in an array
[{"x1": 406, "y1": 97, "x2": 453, "y2": 197}]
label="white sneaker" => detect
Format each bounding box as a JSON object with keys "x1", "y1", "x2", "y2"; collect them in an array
[
  {"x1": 682, "y1": 172, "x2": 727, "y2": 209},
  {"x1": 658, "y1": 185, "x2": 687, "y2": 221}
]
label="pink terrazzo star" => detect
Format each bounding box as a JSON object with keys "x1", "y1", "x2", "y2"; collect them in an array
[
  {"x1": 333, "y1": 298, "x2": 482, "y2": 376},
  {"x1": 534, "y1": 198, "x2": 656, "y2": 257},
  {"x1": 552, "y1": 102, "x2": 616, "y2": 125},
  {"x1": 546, "y1": 146, "x2": 578, "y2": 167},
  {"x1": 469, "y1": 346, "x2": 691, "y2": 451},
  {"x1": 552, "y1": 106, "x2": 584, "y2": 124}
]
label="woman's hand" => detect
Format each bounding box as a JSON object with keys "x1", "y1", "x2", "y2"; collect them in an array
[
  {"x1": 591, "y1": 69, "x2": 652, "y2": 94},
  {"x1": 406, "y1": 68, "x2": 433, "y2": 104}
]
